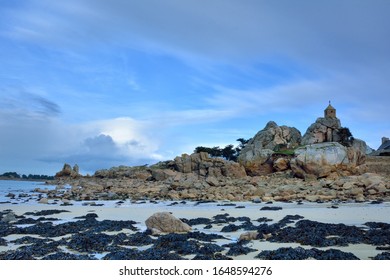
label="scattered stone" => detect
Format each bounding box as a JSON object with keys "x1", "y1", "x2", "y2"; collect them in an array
[
  {"x1": 38, "y1": 198, "x2": 49, "y2": 204},
  {"x1": 239, "y1": 231, "x2": 258, "y2": 241}
]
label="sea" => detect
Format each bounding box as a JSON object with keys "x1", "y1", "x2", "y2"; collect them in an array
[{"x1": 0, "y1": 180, "x2": 57, "y2": 204}]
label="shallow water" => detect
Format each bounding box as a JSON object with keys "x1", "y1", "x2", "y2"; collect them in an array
[{"x1": 0, "y1": 180, "x2": 57, "y2": 204}]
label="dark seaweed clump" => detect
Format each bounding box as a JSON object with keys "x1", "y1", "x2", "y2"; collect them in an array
[
  {"x1": 223, "y1": 241, "x2": 257, "y2": 256},
  {"x1": 103, "y1": 248, "x2": 184, "y2": 260},
  {"x1": 0, "y1": 237, "x2": 7, "y2": 246},
  {"x1": 371, "y1": 252, "x2": 390, "y2": 260},
  {"x1": 268, "y1": 219, "x2": 390, "y2": 247},
  {"x1": 256, "y1": 247, "x2": 359, "y2": 260},
  {"x1": 24, "y1": 210, "x2": 70, "y2": 216}
]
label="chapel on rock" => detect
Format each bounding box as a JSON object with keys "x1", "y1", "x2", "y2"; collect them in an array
[{"x1": 324, "y1": 102, "x2": 336, "y2": 119}]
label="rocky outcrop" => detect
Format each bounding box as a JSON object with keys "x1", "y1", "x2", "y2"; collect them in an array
[
  {"x1": 239, "y1": 121, "x2": 301, "y2": 162},
  {"x1": 55, "y1": 163, "x2": 80, "y2": 178},
  {"x1": 145, "y1": 212, "x2": 191, "y2": 234},
  {"x1": 93, "y1": 153, "x2": 246, "y2": 180},
  {"x1": 301, "y1": 117, "x2": 342, "y2": 145},
  {"x1": 173, "y1": 152, "x2": 246, "y2": 178},
  {"x1": 290, "y1": 142, "x2": 365, "y2": 179},
  {"x1": 238, "y1": 121, "x2": 301, "y2": 176},
  {"x1": 94, "y1": 165, "x2": 152, "y2": 180},
  {"x1": 46, "y1": 166, "x2": 390, "y2": 203},
  {"x1": 273, "y1": 157, "x2": 290, "y2": 172}
]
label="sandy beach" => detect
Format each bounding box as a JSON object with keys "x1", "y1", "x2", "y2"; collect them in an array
[{"x1": 1, "y1": 199, "x2": 389, "y2": 260}]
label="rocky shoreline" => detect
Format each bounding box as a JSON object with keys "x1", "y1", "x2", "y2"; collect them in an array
[{"x1": 44, "y1": 158, "x2": 389, "y2": 204}]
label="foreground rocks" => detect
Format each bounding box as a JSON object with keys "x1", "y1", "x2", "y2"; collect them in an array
[
  {"x1": 1, "y1": 209, "x2": 389, "y2": 260},
  {"x1": 145, "y1": 212, "x2": 191, "y2": 234}
]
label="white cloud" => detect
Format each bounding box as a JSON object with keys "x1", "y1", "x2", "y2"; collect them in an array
[{"x1": 0, "y1": 92, "x2": 164, "y2": 173}]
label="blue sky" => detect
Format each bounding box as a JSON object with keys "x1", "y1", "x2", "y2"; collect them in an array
[{"x1": 1, "y1": 0, "x2": 389, "y2": 175}]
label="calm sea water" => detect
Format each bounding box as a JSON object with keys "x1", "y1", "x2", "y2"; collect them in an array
[{"x1": 0, "y1": 180, "x2": 56, "y2": 203}]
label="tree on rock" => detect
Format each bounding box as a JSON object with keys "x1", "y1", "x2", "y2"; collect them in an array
[
  {"x1": 337, "y1": 127, "x2": 354, "y2": 147},
  {"x1": 194, "y1": 138, "x2": 251, "y2": 162}
]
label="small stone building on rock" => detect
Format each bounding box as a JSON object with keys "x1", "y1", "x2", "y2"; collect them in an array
[
  {"x1": 301, "y1": 102, "x2": 341, "y2": 145},
  {"x1": 324, "y1": 103, "x2": 336, "y2": 119}
]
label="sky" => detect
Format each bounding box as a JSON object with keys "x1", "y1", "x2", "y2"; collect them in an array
[{"x1": 0, "y1": 0, "x2": 389, "y2": 175}]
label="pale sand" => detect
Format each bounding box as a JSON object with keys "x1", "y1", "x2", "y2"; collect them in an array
[{"x1": 1, "y1": 200, "x2": 389, "y2": 259}]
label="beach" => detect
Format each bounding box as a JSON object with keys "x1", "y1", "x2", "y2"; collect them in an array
[{"x1": 1, "y1": 196, "x2": 389, "y2": 260}]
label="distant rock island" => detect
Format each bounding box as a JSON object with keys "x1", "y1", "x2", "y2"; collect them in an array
[{"x1": 48, "y1": 103, "x2": 390, "y2": 203}]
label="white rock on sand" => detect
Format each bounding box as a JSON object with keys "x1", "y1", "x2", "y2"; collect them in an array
[{"x1": 145, "y1": 211, "x2": 191, "y2": 234}]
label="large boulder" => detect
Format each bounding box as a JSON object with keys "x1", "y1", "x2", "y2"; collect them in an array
[
  {"x1": 238, "y1": 121, "x2": 301, "y2": 175},
  {"x1": 145, "y1": 212, "x2": 191, "y2": 234},
  {"x1": 290, "y1": 142, "x2": 364, "y2": 179},
  {"x1": 350, "y1": 139, "x2": 367, "y2": 166},
  {"x1": 239, "y1": 121, "x2": 302, "y2": 162},
  {"x1": 301, "y1": 117, "x2": 341, "y2": 145}
]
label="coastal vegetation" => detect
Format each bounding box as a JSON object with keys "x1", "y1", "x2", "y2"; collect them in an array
[
  {"x1": 194, "y1": 138, "x2": 251, "y2": 162},
  {"x1": 0, "y1": 172, "x2": 54, "y2": 181}
]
